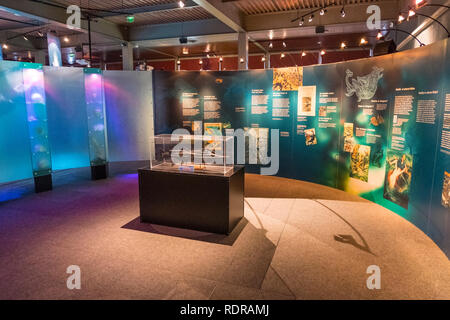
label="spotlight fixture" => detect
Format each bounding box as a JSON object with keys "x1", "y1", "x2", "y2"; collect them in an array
[
  {"x1": 282, "y1": 41, "x2": 286, "y2": 48},
  {"x1": 415, "y1": 0, "x2": 426, "y2": 8},
  {"x1": 299, "y1": 17, "x2": 304, "y2": 26},
  {"x1": 261, "y1": 56, "x2": 266, "y2": 62},
  {"x1": 398, "y1": 13, "x2": 405, "y2": 23},
  {"x1": 239, "y1": 57, "x2": 244, "y2": 63},
  {"x1": 320, "y1": 50, "x2": 326, "y2": 55},
  {"x1": 182, "y1": 47, "x2": 189, "y2": 55},
  {"x1": 360, "y1": 38, "x2": 367, "y2": 45},
  {"x1": 126, "y1": 15, "x2": 135, "y2": 23},
  {"x1": 2, "y1": 43, "x2": 8, "y2": 49},
  {"x1": 23, "y1": 36, "x2": 29, "y2": 41},
  {"x1": 308, "y1": 15, "x2": 314, "y2": 23},
  {"x1": 280, "y1": 53, "x2": 285, "y2": 59},
  {"x1": 319, "y1": 9, "x2": 327, "y2": 16},
  {"x1": 408, "y1": 9, "x2": 416, "y2": 17},
  {"x1": 269, "y1": 42, "x2": 273, "y2": 48},
  {"x1": 301, "y1": 51, "x2": 306, "y2": 57},
  {"x1": 177, "y1": 59, "x2": 181, "y2": 65},
  {"x1": 37, "y1": 31, "x2": 44, "y2": 37},
  {"x1": 340, "y1": 42, "x2": 346, "y2": 49},
  {"x1": 340, "y1": 7, "x2": 346, "y2": 18},
  {"x1": 178, "y1": 1, "x2": 185, "y2": 8},
  {"x1": 219, "y1": 57, "x2": 223, "y2": 62},
  {"x1": 63, "y1": 36, "x2": 69, "y2": 43},
  {"x1": 377, "y1": 31, "x2": 383, "y2": 40},
  {"x1": 199, "y1": 59, "x2": 203, "y2": 65}
]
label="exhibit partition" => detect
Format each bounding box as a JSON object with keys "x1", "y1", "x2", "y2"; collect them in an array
[
  {"x1": 153, "y1": 38, "x2": 450, "y2": 257},
  {"x1": 0, "y1": 61, "x2": 51, "y2": 186},
  {"x1": 103, "y1": 70, "x2": 155, "y2": 162}
]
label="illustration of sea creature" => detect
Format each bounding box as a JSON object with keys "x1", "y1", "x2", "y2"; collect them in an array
[{"x1": 345, "y1": 67, "x2": 383, "y2": 102}]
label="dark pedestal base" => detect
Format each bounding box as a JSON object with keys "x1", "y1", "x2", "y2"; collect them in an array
[
  {"x1": 91, "y1": 164, "x2": 108, "y2": 180},
  {"x1": 138, "y1": 166, "x2": 245, "y2": 234},
  {"x1": 34, "y1": 174, "x2": 52, "y2": 193}
]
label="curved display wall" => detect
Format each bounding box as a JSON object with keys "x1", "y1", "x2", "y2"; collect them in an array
[
  {"x1": 153, "y1": 38, "x2": 450, "y2": 257},
  {"x1": 0, "y1": 38, "x2": 448, "y2": 257}
]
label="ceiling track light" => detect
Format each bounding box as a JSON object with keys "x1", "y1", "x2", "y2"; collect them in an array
[
  {"x1": 340, "y1": 7, "x2": 346, "y2": 18},
  {"x1": 398, "y1": 13, "x2": 405, "y2": 23},
  {"x1": 319, "y1": 8, "x2": 327, "y2": 16},
  {"x1": 308, "y1": 14, "x2": 314, "y2": 23},
  {"x1": 299, "y1": 17, "x2": 304, "y2": 26},
  {"x1": 415, "y1": 0, "x2": 426, "y2": 8}
]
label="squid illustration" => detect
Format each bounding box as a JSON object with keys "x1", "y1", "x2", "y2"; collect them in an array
[{"x1": 345, "y1": 67, "x2": 384, "y2": 101}]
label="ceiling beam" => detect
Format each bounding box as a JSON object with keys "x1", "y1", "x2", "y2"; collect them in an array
[
  {"x1": 0, "y1": 0, "x2": 127, "y2": 41},
  {"x1": 129, "y1": 18, "x2": 234, "y2": 42},
  {"x1": 244, "y1": 1, "x2": 400, "y2": 32},
  {"x1": 192, "y1": 0, "x2": 245, "y2": 32}
]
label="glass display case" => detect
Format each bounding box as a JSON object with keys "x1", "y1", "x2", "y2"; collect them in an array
[
  {"x1": 84, "y1": 68, "x2": 107, "y2": 167},
  {"x1": 150, "y1": 134, "x2": 234, "y2": 175},
  {"x1": 23, "y1": 63, "x2": 52, "y2": 178}
]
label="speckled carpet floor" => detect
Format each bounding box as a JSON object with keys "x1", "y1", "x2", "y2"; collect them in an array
[{"x1": 0, "y1": 167, "x2": 449, "y2": 300}]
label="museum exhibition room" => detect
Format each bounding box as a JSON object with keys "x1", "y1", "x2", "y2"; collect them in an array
[{"x1": 1, "y1": 0, "x2": 450, "y2": 307}]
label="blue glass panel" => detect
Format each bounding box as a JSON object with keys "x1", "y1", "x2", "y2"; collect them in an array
[
  {"x1": 103, "y1": 70, "x2": 154, "y2": 162},
  {"x1": 0, "y1": 60, "x2": 33, "y2": 183},
  {"x1": 44, "y1": 67, "x2": 90, "y2": 170}
]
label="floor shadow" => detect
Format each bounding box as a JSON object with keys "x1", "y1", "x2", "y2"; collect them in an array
[
  {"x1": 333, "y1": 234, "x2": 374, "y2": 255},
  {"x1": 121, "y1": 217, "x2": 248, "y2": 246},
  {"x1": 314, "y1": 200, "x2": 376, "y2": 256}
]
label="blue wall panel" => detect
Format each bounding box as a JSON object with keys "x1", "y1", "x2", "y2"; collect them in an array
[
  {"x1": 44, "y1": 67, "x2": 90, "y2": 170},
  {"x1": 104, "y1": 70, "x2": 154, "y2": 162},
  {"x1": 0, "y1": 61, "x2": 32, "y2": 183}
]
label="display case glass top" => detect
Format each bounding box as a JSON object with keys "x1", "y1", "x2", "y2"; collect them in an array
[{"x1": 150, "y1": 134, "x2": 234, "y2": 175}]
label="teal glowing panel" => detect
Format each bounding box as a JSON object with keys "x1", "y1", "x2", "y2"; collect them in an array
[
  {"x1": 22, "y1": 63, "x2": 52, "y2": 177},
  {"x1": 44, "y1": 67, "x2": 90, "y2": 170},
  {"x1": 84, "y1": 69, "x2": 107, "y2": 166},
  {"x1": 0, "y1": 60, "x2": 33, "y2": 183}
]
